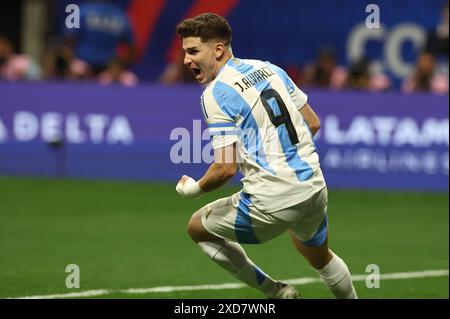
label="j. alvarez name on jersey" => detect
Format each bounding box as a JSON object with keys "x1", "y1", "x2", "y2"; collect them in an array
[{"x1": 233, "y1": 66, "x2": 275, "y2": 92}]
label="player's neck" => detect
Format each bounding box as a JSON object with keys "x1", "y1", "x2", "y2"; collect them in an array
[{"x1": 214, "y1": 51, "x2": 233, "y2": 79}]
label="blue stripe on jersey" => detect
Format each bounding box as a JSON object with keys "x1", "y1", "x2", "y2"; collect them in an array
[
  {"x1": 212, "y1": 81, "x2": 275, "y2": 175},
  {"x1": 277, "y1": 124, "x2": 314, "y2": 181},
  {"x1": 211, "y1": 81, "x2": 241, "y2": 120},
  {"x1": 302, "y1": 213, "x2": 328, "y2": 247},
  {"x1": 234, "y1": 192, "x2": 260, "y2": 244},
  {"x1": 265, "y1": 61, "x2": 297, "y2": 95},
  {"x1": 267, "y1": 96, "x2": 282, "y2": 117},
  {"x1": 254, "y1": 266, "x2": 267, "y2": 285},
  {"x1": 200, "y1": 93, "x2": 208, "y2": 119},
  {"x1": 207, "y1": 122, "x2": 236, "y2": 128},
  {"x1": 228, "y1": 59, "x2": 313, "y2": 182},
  {"x1": 209, "y1": 130, "x2": 241, "y2": 136}
]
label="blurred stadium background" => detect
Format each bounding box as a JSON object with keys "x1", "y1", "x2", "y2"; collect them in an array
[{"x1": 0, "y1": 0, "x2": 448, "y2": 299}]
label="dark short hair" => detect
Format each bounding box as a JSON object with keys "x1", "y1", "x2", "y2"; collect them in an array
[{"x1": 176, "y1": 13, "x2": 232, "y2": 45}]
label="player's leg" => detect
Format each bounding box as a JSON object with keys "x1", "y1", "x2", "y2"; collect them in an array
[
  {"x1": 289, "y1": 188, "x2": 357, "y2": 299},
  {"x1": 186, "y1": 194, "x2": 296, "y2": 298},
  {"x1": 290, "y1": 232, "x2": 357, "y2": 299},
  {"x1": 290, "y1": 230, "x2": 333, "y2": 269}
]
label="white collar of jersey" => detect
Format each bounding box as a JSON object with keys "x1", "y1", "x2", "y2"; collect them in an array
[{"x1": 216, "y1": 56, "x2": 237, "y2": 77}]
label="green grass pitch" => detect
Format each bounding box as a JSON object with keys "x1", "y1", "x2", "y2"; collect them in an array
[{"x1": 0, "y1": 176, "x2": 448, "y2": 299}]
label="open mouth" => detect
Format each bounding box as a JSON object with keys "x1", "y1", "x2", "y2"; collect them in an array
[{"x1": 192, "y1": 67, "x2": 202, "y2": 79}]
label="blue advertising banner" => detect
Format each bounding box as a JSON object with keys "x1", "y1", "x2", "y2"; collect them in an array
[
  {"x1": 0, "y1": 82, "x2": 448, "y2": 190},
  {"x1": 55, "y1": 0, "x2": 448, "y2": 86}
]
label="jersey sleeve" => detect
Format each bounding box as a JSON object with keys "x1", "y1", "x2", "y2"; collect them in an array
[
  {"x1": 201, "y1": 87, "x2": 240, "y2": 150},
  {"x1": 266, "y1": 61, "x2": 308, "y2": 110}
]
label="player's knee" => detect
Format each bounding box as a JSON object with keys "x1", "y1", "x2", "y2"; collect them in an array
[
  {"x1": 307, "y1": 249, "x2": 333, "y2": 269},
  {"x1": 187, "y1": 210, "x2": 220, "y2": 243},
  {"x1": 186, "y1": 211, "x2": 203, "y2": 242},
  {"x1": 186, "y1": 219, "x2": 198, "y2": 241}
]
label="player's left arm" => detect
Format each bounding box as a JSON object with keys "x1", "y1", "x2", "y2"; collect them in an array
[
  {"x1": 176, "y1": 143, "x2": 238, "y2": 198},
  {"x1": 299, "y1": 102, "x2": 321, "y2": 136}
]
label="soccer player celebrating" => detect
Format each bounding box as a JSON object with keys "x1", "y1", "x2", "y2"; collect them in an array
[{"x1": 175, "y1": 13, "x2": 357, "y2": 299}]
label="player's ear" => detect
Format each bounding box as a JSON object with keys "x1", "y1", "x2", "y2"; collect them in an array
[{"x1": 214, "y1": 42, "x2": 225, "y2": 60}]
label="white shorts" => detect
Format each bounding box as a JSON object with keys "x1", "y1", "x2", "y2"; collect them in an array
[{"x1": 200, "y1": 187, "x2": 328, "y2": 246}]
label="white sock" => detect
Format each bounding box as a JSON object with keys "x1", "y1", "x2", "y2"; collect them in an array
[
  {"x1": 198, "y1": 240, "x2": 279, "y2": 297},
  {"x1": 317, "y1": 253, "x2": 358, "y2": 299}
]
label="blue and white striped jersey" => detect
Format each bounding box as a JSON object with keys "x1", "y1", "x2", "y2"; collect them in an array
[{"x1": 202, "y1": 57, "x2": 326, "y2": 213}]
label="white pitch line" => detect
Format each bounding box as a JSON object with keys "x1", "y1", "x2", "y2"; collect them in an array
[{"x1": 10, "y1": 269, "x2": 449, "y2": 299}]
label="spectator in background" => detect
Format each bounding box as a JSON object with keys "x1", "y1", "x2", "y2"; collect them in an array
[
  {"x1": 345, "y1": 58, "x2": 370, "y2": 90},
  {"x1": 301, "y1": 48, "x2": 347, "y2": 90},
  {"x1": 402, "y1": 51, "x2": 448, "y2": 94},
  {"x1": 160, "y1": 49, "x2": 199, "y2": 85},
  {"x1": 42, "y1": 43, "x2": 96, "y2": 80},
  {"x1": 98, "y1": 58, "x2": 138, "y2": 86},
  {"x1": 62, "y1": 0, "x2": 136, "y2": 78},
  {"x1": 0, "y1": 36, "x2": 41, "y2": 81},
  {"x1": 424, "y1": 1, "x2": 449, "y2": 74},
  {"x1": 41, "y1": 44, "x2": 74, "y2": 80},
  {"x1": 345, "y1": 58, "x2": 391, "y2": 92}
]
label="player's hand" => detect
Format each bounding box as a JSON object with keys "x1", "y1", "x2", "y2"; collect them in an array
[
  {"x1": 178, "y1": 175, "x2": 190, "y2": 185},
  {"x1": 175, "y1": 175, "x2": 204, "y2": 199}
]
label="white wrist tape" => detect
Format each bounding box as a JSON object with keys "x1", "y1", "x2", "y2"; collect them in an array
[{"x1": 175, "y1": 177, "x2": 203, "y2": 198}]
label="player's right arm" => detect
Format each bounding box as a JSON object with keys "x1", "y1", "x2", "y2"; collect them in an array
[
  {"x1": 198, "y1": 142, "x2": 238, "y2": 192},
  {"x1": 299, "y1": 102, "x2": 321, "y2": 136},
  {"x1": 175, "y1": 86, "x2": 240, "y2": 199},
  {"x1": 197, "y1": 86, "x2": 240, "y2": 191},
  {"x1": 176, "y1": 141, "x2": 238, "y2": 198}
]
